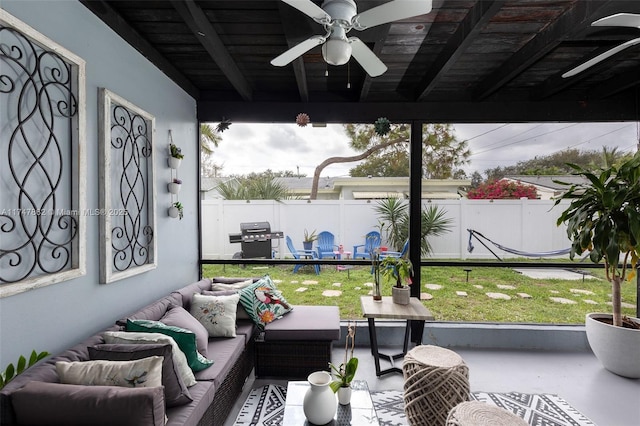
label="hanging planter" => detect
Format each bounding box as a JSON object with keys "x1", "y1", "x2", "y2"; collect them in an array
[
  {"x1": 168, "y1": 202, "x2": 184, "y2": 219},
  {"x1": 168, "y1": 156, "x2": 182, "y2": 169},
  {"x1": 168, "y1": 178, "x2": 182, "y2": 194},
  {"x1": 374, "y1": 117, "x2": 391, "y2": 136},
  {"x1": 296, "y1": 113, "x2": 310, "y2": 127}
]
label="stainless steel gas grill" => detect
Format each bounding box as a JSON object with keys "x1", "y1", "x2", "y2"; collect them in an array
[{"x1": 229, "y1": 221, "x2": 283, "y2": 259}]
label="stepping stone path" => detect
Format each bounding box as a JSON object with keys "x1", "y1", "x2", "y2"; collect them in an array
[
  {"x1": 550, "y1": 290, "x2": 560, "y2": 294},
  {"x1": 473, "y1": 285, "x2": 484, "y2": 289},
  {"x1": 322, "y1": 290, "x2": 342, "y2": 297},
  {"x1": 425, "y1": 284, "x2": 443, "y2": 290},
  {"x1": 363, "y1": 282, "x2": 373, "y2": 288},
  {"x1": 420, "y1": 293, "x2": 433, "y2": 300},
  {"x1": 295, "y1": 287, "x2": 307, "y2": 292},
  {"x1": 273, "y1": 279, "x2": 283, "y2": 284},
  {"x1": 550, "y1": 297, "x2": 577, "y2": 304},
  {"x1": 456, "y1": 291, "x2": 468, "y2": 297},
  {"x1": 290, "y1": 280, "x2": 299, "y2": 284},
  {"x1": 332, "y1": 282, "x2": 341, "y2": 287},
  {"x1": 302, "y1": 280, "x2": 319, "y2": 285},
  {"x1": 497, "y1": 284, "x2": 516, "y2": 290},
  {"x1": 584, "y1": 300, "x2": 599, "y2": 305},
  {"x1": 607, "y1": 301, "x2": 636, "y2": 309},
  {"x1": 486, "y1": 292, "x2": 511, "y2": 300},
  {"x1": 517, "y1": 293, "x2": 532, "y2": 299},
  {"x1": 570, "y1": 289, "x2": 595, "y2": 295}
]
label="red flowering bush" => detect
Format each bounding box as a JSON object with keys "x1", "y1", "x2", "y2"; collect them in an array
[{"x1": 467, "y1": 179, "x2": 538, "y2": 199}]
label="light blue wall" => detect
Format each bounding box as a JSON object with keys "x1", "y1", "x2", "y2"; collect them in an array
[{"x1": 1, "y1": 1, "x2": 199, "y2": 366}]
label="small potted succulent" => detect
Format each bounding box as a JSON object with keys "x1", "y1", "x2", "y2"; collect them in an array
[
  {"x1": 380, "y1": 256, "x2": 413, "y2": 304},
  {"x1": 168, "y1": 201, "x2": 184, "y2": 220},
  {"x1": 329, "y1": 322, "x2": 358, "y2": 405},
  {"x1": 168, "y1": 178, "x2": 182, "y2": 194},
  {"x1": 303, "y1": 229, "x2": 317, "y2": 251},
  {"x1": 168, "y1": 143, "x2": 183, "y2": 169}
]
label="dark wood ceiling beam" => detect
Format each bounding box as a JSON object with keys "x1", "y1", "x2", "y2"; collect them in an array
[
  {"x1": 170, "y1": 0, "x2": 253, "y2": 101},
  {"x1": 415, "y1": 0, "x2": 505, "y2": 101},
  {"x1": 590, "y1": 68, "x2": 640, "y2": 99},
  {"x1": 197, "y1": 96, "x2": 639, "y2": 123},
  {"x1": 79, "y1": 0, "x2": 199, "y2": 99},
  {"x1": 277, "y1": 1, "x2": 311, "y2": 102},
  {"x1": 359, "y1": 24, "x2": 391, "y2": 101},
  {"x1": 475, "y1": 1, "x2": 609, "y2": 100}
]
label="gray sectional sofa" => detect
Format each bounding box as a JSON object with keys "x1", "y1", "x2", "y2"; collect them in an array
[{"x1": 0, "y1": 276, "x2": 341, "y2": 426}]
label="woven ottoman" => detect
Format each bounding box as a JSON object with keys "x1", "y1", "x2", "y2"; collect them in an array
[
  {"x1": 446, "y1": 401, "x2": 528, "y2": 425},
  {"x1": 402, "y1": 345, "x2": 470, "y2": 426}
]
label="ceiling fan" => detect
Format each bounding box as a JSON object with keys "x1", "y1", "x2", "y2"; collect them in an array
[
  {"x1": 271, "y1": 0, "x2": 432, "y2": 77},
  {"x1": 562, "y1": 13, "x2": 640, "y2": 78}
]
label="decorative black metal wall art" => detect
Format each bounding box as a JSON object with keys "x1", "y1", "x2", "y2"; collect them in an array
[
  {"x1": 99, "y1": 88, "x2": 156, "y2": 283},
  {"x1": 0, "y1": 10, "x2": 86, "y2": 297}
]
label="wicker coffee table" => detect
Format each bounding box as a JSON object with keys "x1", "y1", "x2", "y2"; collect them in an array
[{"x1": 282, "y1": 379, "x2": 379, "y2": 425}]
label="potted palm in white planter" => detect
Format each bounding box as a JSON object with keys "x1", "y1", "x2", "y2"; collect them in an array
[{"x1": 554, "y1": 151, "x2": 640, "y2": 378}]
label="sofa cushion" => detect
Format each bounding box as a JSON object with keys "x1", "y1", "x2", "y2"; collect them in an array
[
  {"x1": 161, "y1": 305, "x2": 210, "y2": 357},
  {"x1": 238, "y1": 275, "x2": 293, "y2": 329},
  {"x1": 56, "y1": 356, "x2": 164, "y2": 388},
  {"x1": 210, "y1": 278, "x2": 254, "y2": 291},
  {"x1": 172, "y1": 278, "x2": 212, "y2": 311},
  {"x1": 126, "y1": 319, "x2": 214, "y2": 372},
  {"x1": 194, "y1": 336, "x2": 245, "y2": 388},
  {"x1": 11, "y1": 381, "x2": 165, "y2": 426},
  {"x1": 191, "y1": 292, "x2": 240, "y2": 337},
  {"x1": 103, "y1": 331, "x2": 196, "y2": 387},
  {"x1": 202, "y1": 289, "x2": 250, "y2": 320},
  {"x1": 165, "y1": 381, "x2": 215, "y2": 426},
  {"x1": 89, "y1": 343, "x2": 192, "y2": 407},
  {"x1": 118, "y1": 293, "x2": 183, "y2": 325},
  {"x1": 263, "y1": 305, "x2": 340, "y2": 341}
]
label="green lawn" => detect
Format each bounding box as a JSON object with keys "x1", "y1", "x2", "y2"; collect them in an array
[{"x1": 201, "y1": 263, "x2": 637, "y2": 324}]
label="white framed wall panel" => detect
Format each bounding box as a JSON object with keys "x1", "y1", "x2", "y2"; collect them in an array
[
  {"x1": 0, "y1": 9, "x2": 86, "y2": 297},
  {"x1": 98, "y1": 88, "x2": 157, "y2": 283}
]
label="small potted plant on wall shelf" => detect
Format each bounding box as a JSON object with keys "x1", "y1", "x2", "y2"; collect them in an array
[
  {"x1": 381, "y1": 256, "x2": 413, "y2": 305},
  {"x1": 168, "y1": 143, "x2": 183, "y2": 169},
  {"x1": 168, "y1": 201, "x2": 184, "y2": 220},
  {"x1": 168, "y1": 178, "x2": 182, "y2": 194}
]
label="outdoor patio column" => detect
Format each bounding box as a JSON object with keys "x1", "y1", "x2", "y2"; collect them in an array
[{"x1": 409, "y1": 120, "x2": 423, "y2": 343}]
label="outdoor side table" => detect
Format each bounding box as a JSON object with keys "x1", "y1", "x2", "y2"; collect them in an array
[
  {"x1": 402, "y1": 345, "x2": 470, "y2": 426},
  {"x1": 360, "y1": 296, "x2": 434, "y2": 376}
]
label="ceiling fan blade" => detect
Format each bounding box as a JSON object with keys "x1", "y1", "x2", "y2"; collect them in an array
[
  {"x1": 591, "y1": 13, "x2": 640, "y2": 29},
  {"x1": 271, "y1": 35, "x2": 326, "y2": 67},
  {"x1": 280, "y1": 0, "x2": 331, "y2": 24},
  {"x1": 562, "y1": 37, "x2": 640, "y2": 78},
  {"x1": 352, "y1": 0, "x2": 432, "y2": 30},
  {"x1": 349, "y1": 37, "x2": 387, "y2": 77}
]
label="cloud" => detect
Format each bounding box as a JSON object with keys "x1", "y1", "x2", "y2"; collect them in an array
[{"x1": 211, "y1": 122, "x2": 638, "y2": 178}]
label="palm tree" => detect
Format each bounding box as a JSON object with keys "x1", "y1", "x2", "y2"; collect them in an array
[{"x1": 200, "y1": 123, "x2": 221, "y2": 154}]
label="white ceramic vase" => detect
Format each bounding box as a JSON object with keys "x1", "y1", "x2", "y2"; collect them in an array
[
  {"x1": 168, "y1": 206, "x2": 180, "y2": 218},
  {"x1": 168, "y1": 157, "x2": 182, "y2": 169},
  {"x1": 392, "y1": 286, "x2": 410, "y2": 305},
  {"x1": 585, "y1": 312, "x2": 640, "y2": 378},
  {"x1": 168, "y1": 182, "x2": 181, "y2": 194},
  {"x1": 303, "y1": 371, "x2": 336, "y2": 425},
  {"x1": 337, "y1": 385, "x2": 352, "y2": 405}
]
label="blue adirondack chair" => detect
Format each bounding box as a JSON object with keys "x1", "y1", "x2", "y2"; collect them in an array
[
  {"x1": 286, "y1": 236, "x2": 320, "y2": 275},
  {"x1": 316, "y1": 231, "x2": 338, "y2": 259},
  {"x1": 353, "y1": 231, "x2": 382, "y2": 260},
  {"x1": 380, "y1": 240, "x2": 409, "y2": 260}
]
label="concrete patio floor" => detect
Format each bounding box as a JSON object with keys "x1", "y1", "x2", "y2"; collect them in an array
[{"x1": 225, "y1": 345, "x2": 639, "y2": 426}]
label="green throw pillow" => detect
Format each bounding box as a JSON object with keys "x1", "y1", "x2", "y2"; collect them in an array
[
  {"x1": 238, "y1": 275, "x2": 293, "y2": 329},
  {"x1": 126, "y1": 319, "x2": 213, "y2": 372}
]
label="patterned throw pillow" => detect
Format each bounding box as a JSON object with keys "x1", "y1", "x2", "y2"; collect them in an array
[
  {"x1": 126, "y1": 319, "x2": 214, "y2": 372},
  {"x1": 190, "y1": 292, "x2": 239, "y2": 337},
  {"x1": 102, "y1": 331, "x2": 196, "y2": 387},
  {"x1": 56, "y1": 356, "x2": 163, "y2": 388},
  {"x1": 238, "y1": 275, "x2": 293, "y2": 329}
]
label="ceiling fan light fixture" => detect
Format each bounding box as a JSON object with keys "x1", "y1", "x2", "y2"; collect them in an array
[{"x1": 322, "y1": 38, "x2": 352, "y2": 65}]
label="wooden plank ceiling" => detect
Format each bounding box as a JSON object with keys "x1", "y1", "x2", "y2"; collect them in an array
[{"x1": 82, "y1": 0, "x2": 640, "y2": 123}]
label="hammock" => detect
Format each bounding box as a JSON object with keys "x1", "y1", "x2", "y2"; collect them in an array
[{"x1": 467, "y1": 229, "x2": 572, "y2": 261}]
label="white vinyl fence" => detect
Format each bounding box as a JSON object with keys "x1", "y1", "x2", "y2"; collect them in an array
[{"x1": 201, "y1": 199, "x2": 573, "y2": 260}]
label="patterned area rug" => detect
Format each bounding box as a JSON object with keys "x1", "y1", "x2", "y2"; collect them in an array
[{"x1": 234, "y1": 385, "x2": 597, "y2": 426}]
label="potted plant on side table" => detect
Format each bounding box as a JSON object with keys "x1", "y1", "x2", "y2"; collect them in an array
[
  {"x1": 381, "y1": 256, "x2": 413, "y2": 304},
  {"x1": 303, "y1": 229, "x2": 317, "y2": 251},
  {"x1": 554, "y1": 151, "x2": 640, "y2": 378},
  {"x1": 330, "y1": 322, "x2": 358, "y2": 405}
]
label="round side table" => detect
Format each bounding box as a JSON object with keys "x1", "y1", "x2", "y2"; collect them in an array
[{"x1": 402, "y1": 345, "x2": 470, "y2": 426}]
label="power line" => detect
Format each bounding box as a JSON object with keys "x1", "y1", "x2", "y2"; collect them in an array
[
  {"x1": 472, "y1": 123, "x2": 580, "y2": 156},
  {"x1": 461, "y1": 123, "x2": 509, "y2": 142}
]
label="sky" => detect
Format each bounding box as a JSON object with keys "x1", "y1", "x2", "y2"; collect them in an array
[{"x1": 208, "y1": 121, "x2": 639, "y2": 178}]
